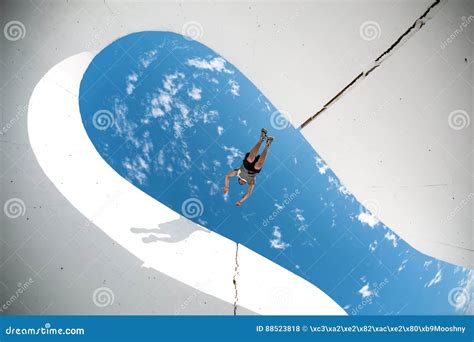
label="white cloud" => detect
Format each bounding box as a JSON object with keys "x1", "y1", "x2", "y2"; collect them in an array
[
  {"x1": 397, "y1": 259, "x2": 408, "y2": 272},
  {"x1": 270, "y1": 226, "x2": 290, "y2": 250},
  {"x1": 160, "y1": 92, "x2": 173, "y2": 112},
  {"x1": 292, "y1": 208, "x2": 308, "y2": 231},
  {"x1": 137, "y1": 157, "x2": 149, "y2": 171},
  {"x1": 186, "y1": 57, "x2": 233, "y2": 74},
  {"x1": 358, "y1": 284, "x2": 373, "y2": 298},
  {"x1": 173, "y1": 121, "x2": 183, "y2": 138},
  {"x1": 223, "y1": 146, "x2": 243, "y2": 167},
  {"x1": 151, "y1": 106, "x2": 165, "y2": 118},
  {"x1": 338, "y1": 185, "x2": 351, "y2": 196},
  {"x1": 122, "y1": 156, "x2": 148, "y2": 185},
  {"x1": 327, "y1": 175, "x2": 352, "y2": 198},
  {"x1": 113, "y1": 99, "x2": 140, "y2": 148},
  {"x1": 228, "y1": 79, "x2": 240, "y2": 96},
  {"x1": 147, "y1": 72, "x2": 186, "y2": 119},
  {"x1": 198, "y1": 161, "x2": 208, "y2": 172},
  {"x1": 369, "y1": 240, "x2": 378, "y2": 252},
  {"x1": 206, "y1": 180, "x2": 219, "y2": 196},
  {"x1": 240, "y1": 119, "x2": 247, "y2": 126},
  {"x1": 384, "y1": 232, "x2": 398, "y2": 248},
  {"x1": 163, "y1": 72, "x2": 185, "y2": 95},
  {"x1": 425, "y1": 269, "x2": 442, "y2": 288},
  {"x1": 149, "y1": 92, "x2": 172, "y2": 117},
  {"x1": 200, "y1": 110, "x2": 219, "y2": 124},
  {"x1": 223, "y1": 192, "x2": 229, "y2": 202},
  {"x1": 157, "y1": 149, "x2": 165, "y2": 166},
  {"x1": 176, "y1": 102, "x2": 190, "y2": 120},
  {"x1": 179, "y1": 149, "x2": 192, "y2": 170},
  {"x1": 140, "y1": 49, "x2": 158, "y2": 68},
  {"x1": 217, "y1": 126, "x2": 224, "y2": 135},
  {"x1": 265, "y1": 102, "x2": 272, "y2": 112},
  {"x1": 126, "y1": 72, "x2": 138, "y2": 95},
  {"x1": 315, "y1": 157, "x2": 329, "y2": 174},
  {"x1": 141, "y1": 131, "x2": 153, "y2": 161},
  {"x1": 358, "y1": 212, "x2": 379, "y2": 228},
  {"x1": 187, "y1": 85, "x2": 202, "y2": 100}
]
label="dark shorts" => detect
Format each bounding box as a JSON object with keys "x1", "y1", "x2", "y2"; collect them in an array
[{"x1": 242, "y1": 152, "x2": 262, "y2": 174}]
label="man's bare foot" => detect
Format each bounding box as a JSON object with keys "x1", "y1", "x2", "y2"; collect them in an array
[{"x1": 235, "y1": 200, "x2": 242, "y2": 207}]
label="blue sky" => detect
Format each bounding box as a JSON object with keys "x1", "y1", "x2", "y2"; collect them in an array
[{"x1": 79, "y1": 31, "x2": 472, "y2": 315}]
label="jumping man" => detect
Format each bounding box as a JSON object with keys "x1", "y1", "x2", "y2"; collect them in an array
[{"x1": 224, "y1": 128, "x2": 274, "y2": 206}]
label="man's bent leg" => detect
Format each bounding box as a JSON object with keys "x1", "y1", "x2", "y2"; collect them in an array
[
  {"x1": 247, "y1": 129, "x2": 267, "y2": 162},
  {"x1": 254, "y1": 141, "x2": 271, "y2": 170},
  {"x1": 247, "y1": 139, "x2": 263, "y2": 163}
]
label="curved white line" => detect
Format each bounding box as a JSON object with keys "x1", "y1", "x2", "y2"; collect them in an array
[{"x1": 27, "y1": 52, "x2": 346, "y2": 315}]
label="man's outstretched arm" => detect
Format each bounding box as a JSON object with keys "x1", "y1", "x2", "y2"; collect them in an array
[
  {"x1": 236, "y1": 181, "x2": 254, "y2": 206},
  {"x1": 224, "y1": 170, "x2": 237, "y2": 194}
]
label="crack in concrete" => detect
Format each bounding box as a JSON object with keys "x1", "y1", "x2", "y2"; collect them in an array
[
  {"x1": 232, "y1": 242, "x2": 239, "y2": 316},
  {"x1": 299, "y1": 0, "x2": 447, "y2": 129}
]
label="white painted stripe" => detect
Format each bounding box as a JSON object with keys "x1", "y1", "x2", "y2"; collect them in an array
[{"x1": 27, "y1": 52, "x2": 346, "y2": 315}]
